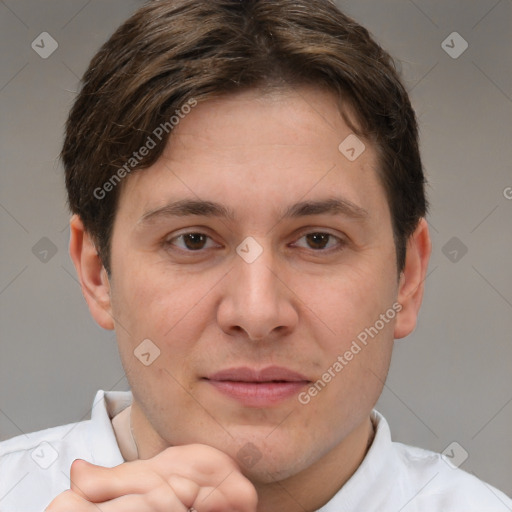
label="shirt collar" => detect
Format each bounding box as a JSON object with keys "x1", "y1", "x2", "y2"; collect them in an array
[
  {"x1": 89, "y1": 389, "x2": 132, "y2": 467},
  {"x1": 317, "y1": 410, "x2": 397, "y2": 511}
]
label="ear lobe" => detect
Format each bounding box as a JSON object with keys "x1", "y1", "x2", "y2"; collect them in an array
[
  {"x1": 394, "y1": 218, "x2": 432, "y2": 339},
  {"x1": 69, "y1": 215, "x2": 115, "y2": 330}
]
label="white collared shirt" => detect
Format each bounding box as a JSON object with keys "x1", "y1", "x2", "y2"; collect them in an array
[{"x1": 1, "y1": 390, "x2": 511, "y2": 511}]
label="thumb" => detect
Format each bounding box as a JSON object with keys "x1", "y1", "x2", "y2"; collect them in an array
[
  {"x1": 69, "y1": 458, "x2": 162, "y2": 502},
  {"x1": 69, "y1": 459, "x2": 109, "y2": 502}
]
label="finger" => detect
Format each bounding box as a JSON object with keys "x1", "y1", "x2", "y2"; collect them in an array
[
  {"x1": 89, "y1": 484, "x2": 190, "y2": 512},
  {"x1": 70, "y1": 459, "x2": 164, "y2": 502},
  {"x1": 45, "y1": 489, "x2": 98, "y2": 512},
  {"x1": 194, "y1": 471, "x2": 258, "y2": 512},
  {"x1": 167, "y1": 475, "x2": 201, "y2": 506},
  {"x1": 69, "y1": 445, "x2": 228, "y2": 501},
  {"x1": 152, "y1": 444, "x2": 241, "y2": 485}
]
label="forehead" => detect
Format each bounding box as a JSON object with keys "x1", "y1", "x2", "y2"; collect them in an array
[
  {"x1": 169, "y1": 86, "x2": 361, "y2": 159},
  {"x1": 117, "y1": 86, "x2": 389, "y2": 226}
]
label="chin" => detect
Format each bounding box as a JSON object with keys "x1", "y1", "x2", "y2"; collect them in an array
[
  {"x1": 229, "y1": 435, "x2": 316, "y2": 484},
  {"x1": 244, "y1": 462, "x2": 304, "y2": 484}
]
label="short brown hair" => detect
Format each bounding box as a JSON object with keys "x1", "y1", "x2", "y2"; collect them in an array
[{"x1": 62, "y1": 0, "x2": 427, "y2": 274}]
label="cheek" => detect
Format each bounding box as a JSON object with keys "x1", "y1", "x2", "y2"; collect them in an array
[
  {"x1": 291, "y1": 258, "x2": 397, "y2": 406},
  {"x1": 109, "y1": 264, "x2": 215, "y2": 426},
  {"x1": 295, "y1": 259, "x2": 398, "y2": 349},
  {"x1": 297, "y1": 295, "x2": 395, "y2": 439},
  {"x1": 110, "y1": 261, "x2": 218, "y2": 363}
]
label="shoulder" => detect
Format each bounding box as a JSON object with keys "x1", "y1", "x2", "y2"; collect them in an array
[
  {"x1": 0, "y1": 420, "x2": 93, "y2": 511},
  {"x1": 0, "y1": 390, "x2": 128, "y2": 511},
  {"x1": 393, "y1": 441, "x2": 512, "y2": 511},
  {"x1": 0, "y1": 418, "x2": 86, "y2": 458}
]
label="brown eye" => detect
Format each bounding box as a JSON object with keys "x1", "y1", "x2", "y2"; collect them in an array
[
  {"x1": 166, "y1": 232, "x2": 217, "y2": 252},
  {"x1": 305, "y1": 233, "x2": 331, "y2": 250},
  {"x1": 182, "y1": 233, "x2": 208, "y2": 250},
  {"x1": 292, "y1": 231, "x2": 345, "y2": 253}
]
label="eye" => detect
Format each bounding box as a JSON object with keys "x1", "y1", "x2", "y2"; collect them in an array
[
  {"x1": 166, "y1": 232, "x2": 219, "y2": 251},
  {"x1": 293, "y1": 232, "x2": 344, "y2": 251}
]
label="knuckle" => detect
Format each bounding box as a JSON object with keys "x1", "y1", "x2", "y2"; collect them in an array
[
  {"x1": 203, "y1": 445, "x2": 239, "y2": 470},
  {"x1": 190, "y1": 443, "x2": 233, "y2": 462},
  {"x1": 69, "y1": 458, "x2": 85, "y2": 479},
  {"x1": 45, "y1": 489, "x2": 81, "y2": 511},
  {"x1": 228, "y1": 479, "x2": 258, "y2": 511},
  {"x1": 196, "y1": 477, "x2": 257, "y2": 512},
  {"x1": 158, "y1": 444, "x2": 239, "y2": 474},
  {"x1": 144, "y1": 482, "x2": 180, "y2": 510},
  {"x1": 167, "y1": 475, "x2": 201, "y2": 504}
]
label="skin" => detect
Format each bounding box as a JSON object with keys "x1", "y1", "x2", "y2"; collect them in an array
[{"x1": 48, "y1": 86, "x2": 431, "y2": 512}]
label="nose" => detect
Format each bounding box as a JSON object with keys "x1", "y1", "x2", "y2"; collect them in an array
[{"x1": 216, "y1": 244, "x2": 298, "y2": 342}]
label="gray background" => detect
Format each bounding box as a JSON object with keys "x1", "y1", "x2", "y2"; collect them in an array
[{"x1": 0, "y1": 0, "x2": 511, "y2": 498}]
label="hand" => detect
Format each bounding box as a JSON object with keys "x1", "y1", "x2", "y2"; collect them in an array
[{"x1": 45, "y1": 444, "x2": 258, "y2": 512}]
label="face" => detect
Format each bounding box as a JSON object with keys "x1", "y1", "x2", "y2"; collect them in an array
[{"x1": 104, "y1": 86, "x2": 403, "y2": 481}]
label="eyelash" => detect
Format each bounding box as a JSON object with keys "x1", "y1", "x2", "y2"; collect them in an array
[{"x1": 163, "y1": 231, "x2": 347, "y2": 255}]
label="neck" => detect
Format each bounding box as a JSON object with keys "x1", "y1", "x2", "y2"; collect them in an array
[
  {"x1": 127, "y1": 402, "x2": 374, "y2": 512},
  {"x1": 253, "y1": 416, "x2": 374, "y2": 512}
]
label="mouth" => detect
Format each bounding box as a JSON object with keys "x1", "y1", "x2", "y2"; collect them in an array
[{"x1": 203, "y1": 366, "x2": 311, "y2": 407}]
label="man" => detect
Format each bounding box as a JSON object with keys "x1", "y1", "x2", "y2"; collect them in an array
[{"x1": 1, "y1": 0, "x2": 511, "y2": 510}]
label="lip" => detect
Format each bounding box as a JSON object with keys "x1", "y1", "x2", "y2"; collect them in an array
[
  {"x1": 207, "y1": 366, "x2": 309, "y2": 382},
  {"x1": 204, "y1": 366, "x2": 310, "y2": 407}
]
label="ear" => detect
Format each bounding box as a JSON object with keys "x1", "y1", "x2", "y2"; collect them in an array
[
  {"x1": 394, "y1": 218, "x2": 432, "y2": 339},
  {"x1": 69, "y1": 215, "x2": 114, "y2": 330}
]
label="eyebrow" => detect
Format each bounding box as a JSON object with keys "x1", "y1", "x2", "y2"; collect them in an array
[{"x1": 138, "y1": 197, "x2": 368, "y2": 224}]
